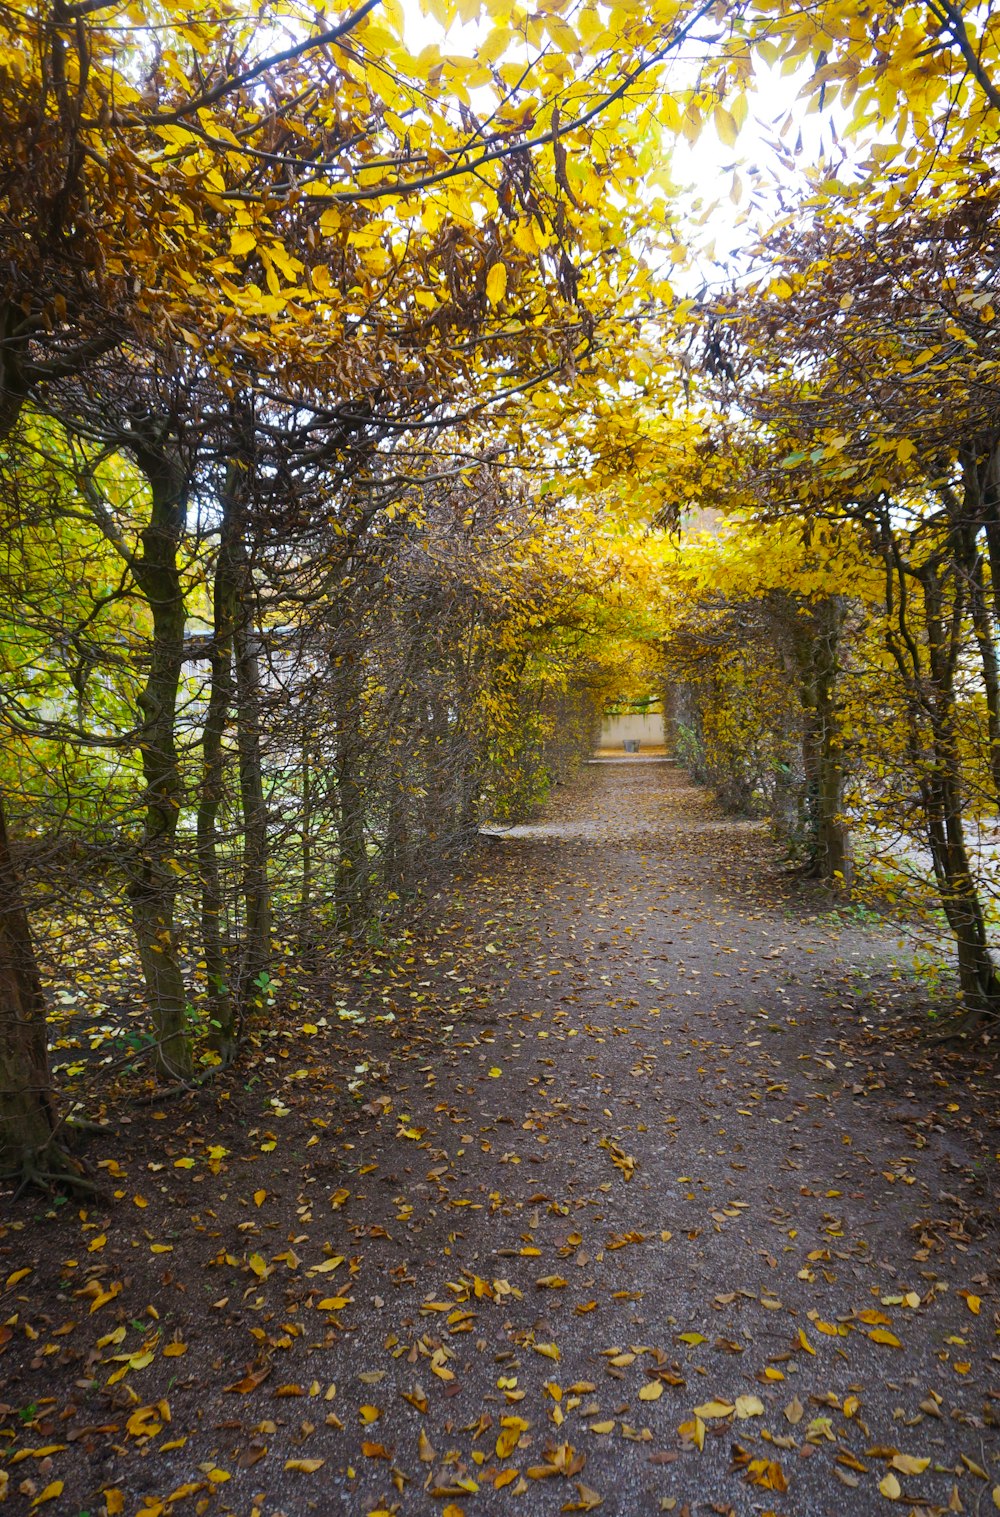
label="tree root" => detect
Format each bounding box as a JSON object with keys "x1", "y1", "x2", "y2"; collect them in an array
[
  {"x1": 64, "y1": 1115, "x2": 113, "y2": 1136},
  {"x1": 4, "y1": 1144, "x2": 111, "y2": 1203},
  {"x1": 129, "y1": 1039, "x2": 240, "y2": 1105},
  {"x1": 927, "y1": 1007, "x2": 997, "y2": 1045}
]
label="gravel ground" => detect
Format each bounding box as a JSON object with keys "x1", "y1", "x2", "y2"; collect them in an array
[{"x1": 1, "y1": 759, "x2": 997, "y2": 1517}]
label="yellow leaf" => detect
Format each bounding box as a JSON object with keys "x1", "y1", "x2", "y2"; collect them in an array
[
  {"x1": 248, "y1": 1253, "x2": 269, "y2": 1279},
  {"x1": 798, "y1": 1328, "x2": 815, "y2": 1355},
  {"x1": 230, "y1": 228, "x2": 257, "y2": 257},
  {"x1": 30, "y1": 1482, "x2": 63, "y2": 1508},
  {"x1": 317, "y1": 1296, "x2": 352, "y2": 1311},
  {"x1": 677, "y1": 1415, "x2": 705, "y2": 1451},
  {"x1": 891, "y1": 1455, "x2": 930, "y2": 1475},
  {"x1": 694, "y1": 1400, "x2": 734, "y2": 1419},
  {"x1": 713, "y1": 104, "x2": 739, "y2": 146},
  {"x1": 162, "y1": 1342, "x2": 187, "y2": 1358},
  {"x1": 486, "y1": 262, "x2": 507, "y2": 305},
  {"x1": 496, "y1": 1417, "x2": 527, "y2": 1458},
  {"x1": 734, "y1": 1395, "x2": 764, "y2": 1418},
  {"x1": 420, "y1": 1429, "x2": 437, "y2": 1462},
  {"x1": 359, "y1": 1405, "x2": 380, "y2": 1423},
  {"x1": 879, "y1": 1472, "x2": 901, "y2": 1500},
  {"x1": 638, "y1": 1381, "x2": 663, "y2": 1401},
  {"x1": 869, "y1": 1329, "x2": 902, "y2": 1348},
  {"x1": 254, "y1": 1190, "x2": 266, "y2": 1207},
  {"x1": 285, "y1": 1458, "x2": 325, "y2": 1472},
  {"x1": 5, "y1": 1268, "x2": 31, "y2": 1288},
  {"x1": 488, "y1": 1067, "x2": 502, "y2": 1077}
]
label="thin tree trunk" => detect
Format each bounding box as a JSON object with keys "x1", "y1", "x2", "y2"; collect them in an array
[
  {"x1": 0, "y1": 368, "x2": 57, "y2": 1168},
  {"x1": 232, "y1": 538, "x2": 270, "y2": 1007},
  {"x1": 795, "y1": 597, "x2": 851, "y2": 887},
  {"x1": 128, "y1": 434, "x2": 193, "y2": 1081},
  {"x1": 965, "y1": 543, "x2": 1000, "y2": 810},
  {"x1": 197, "y1": 492, "x2": 238, "y2": 1053},
  {"x1": 920, "y1": 562, "x2": 1000, "y2": 1015},
  {"x1": 333, "y1": 653, "x2": 369, "y2": 926},
  {"x1": 0, "y1": 794, "x2": 57, "y2": 1171},
  {"x1": 812, "y1": 596, "x2": 852, "y2": 890}
]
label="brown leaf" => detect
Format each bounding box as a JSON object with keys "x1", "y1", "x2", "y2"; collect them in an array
[{"x1": 225, "y1": 1366, "x2": 271, "y2": 1394}]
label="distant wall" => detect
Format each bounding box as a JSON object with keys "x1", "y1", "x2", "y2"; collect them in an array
[{"x1": 599, "y1": 711, "x2": 665, "y2": 747}]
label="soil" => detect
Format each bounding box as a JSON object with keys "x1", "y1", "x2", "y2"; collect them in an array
[{"x1": 1, "y1": 758, "x2": 998, "y2": 1517}]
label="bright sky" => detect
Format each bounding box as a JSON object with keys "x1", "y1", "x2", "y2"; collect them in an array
[{"x1": 398, "y1": 0, "x2": 837, "y2": 295}]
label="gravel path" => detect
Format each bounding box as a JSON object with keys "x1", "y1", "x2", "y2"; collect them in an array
[{"x1": 2, "y1": 759, "x2": 997, "y2": 1517}]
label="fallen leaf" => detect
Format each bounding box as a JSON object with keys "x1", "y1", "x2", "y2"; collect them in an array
[
  {"x1": 869, "y1": 1329, "x2": 902, "y2": 1348},
  {"x1": 891, "y1": 1454, "x2": 930, "y2": 1475},
  {"x1": 496, "y1": 1418, "x2": 528, "y2": 1459},
  {"x1": 225, "y1": 1366, "x2": 271, "y2": 1394},
  {"x1": 677, "y1": 1416, "x2": 705, "y2": 1451},
  {"x1": 562, "y1": 1482, "x2": 603, "y2": 1512},
  {"x1": 744, "y1": 1458, "x2": 787, "y2": 1492},
  {"x1": 30, "y1": 1483, "x2": 63, "y2": 1508},
  {"x1": 308, "y1": 1255, "x2": 345, "y2": 1275}
]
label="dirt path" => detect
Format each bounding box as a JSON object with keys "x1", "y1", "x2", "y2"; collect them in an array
[{"x1": 2, "y1": 760, "x2": 998, "y2": 1517}]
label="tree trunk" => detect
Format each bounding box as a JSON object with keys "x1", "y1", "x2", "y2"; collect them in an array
[
  {"x1": 964, "y1": 538, "x2": 1000, "y2": 810},
  {"x1": 919, "y1": 560, "x2": 1000, "y2": 1016},
  {"x1": 811, "y1": 596, "x2": 852, "y2": 890},
  {"x1": 0, "y1": 354, "x2": 58, "y2": 1168},
  {"x1": 197, "y1": 490, "x2": 238, "y2": 1054},
  {"x1": 794, "y1": 597, "x2": 851, "y2": 888},
  {"x1": 128, "y1": 434, "x2": 193, "y2": 1081},
  {"x1": 232, "y1": 537, "x2": 271, "y2": 1009},
  {"x1": 299, "y1": 732, "x2": 316, "y2": 961},
  {"x1": 0, "y1": 793, "x2": 57, "y2": 1172},
  {"x1": 333, "y1": 653, "x2": 369, "y2": 927}
]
